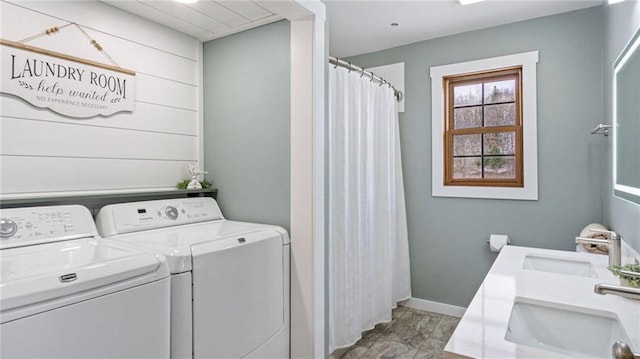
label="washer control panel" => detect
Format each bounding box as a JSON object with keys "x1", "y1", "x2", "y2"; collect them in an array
[
  {"x1": 0, "y1": 205, "x2": 97, "y2": 249},
  {"x1": 96, "y1": 198, "x2": 224, "y2": 236}
]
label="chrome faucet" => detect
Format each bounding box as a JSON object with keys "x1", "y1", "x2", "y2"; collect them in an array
[
  {"x1": 595, "y1": 270, "x2": 640, "y2": 300},
  {"x1": 575, "y1": 229, "x2": 621, "y2": 266},
  {"x1": 595, "y1": 283, "x2": 640, "y2": 300},
  {"x1": 613, "y1": 340, "x2": 640, "y2": 359}
]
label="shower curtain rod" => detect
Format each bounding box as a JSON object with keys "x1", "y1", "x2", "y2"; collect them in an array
[{"x1": 329, "y1": 56, "x2": 403, "y2": 102}]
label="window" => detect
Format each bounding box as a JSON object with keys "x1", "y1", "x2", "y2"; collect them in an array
[
  {"x1": 430, "y1": 51, "x2": 539, "y2": 200},
  {"x1": 444, "y1": 67, "x2": 522, "y2": 187}
]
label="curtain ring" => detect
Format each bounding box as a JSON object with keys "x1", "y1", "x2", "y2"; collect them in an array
[
  {"x1": 360, "y1": 69, "x2": 365, "y2": 78},
  {"x1": 370, "y1": 72, "x2": 375, "y2": 82},
  {"x1": 347, "y1": 62, "x2": 352, "y2": 73},
  {"x1": 333, "y1": 59, "x2": 338, "y2": 69}
]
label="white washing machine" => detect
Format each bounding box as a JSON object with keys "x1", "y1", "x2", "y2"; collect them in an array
[
  {"x1": 95, "y1": 197, "x2": 290, "y2": 359},
  {"x1": 0, "y1": 204, "x2": 171, "y2": 358}
]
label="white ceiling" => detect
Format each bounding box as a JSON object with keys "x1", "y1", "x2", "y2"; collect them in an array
[
  {"x1": 101, "y1": 0, "x2": 283, "y2": 42},
  {"x1": 102, "y1": 0, "x2": 604, "y2": 57},
  {"x1": 326, "y1": 0, "x2": 604, "y2": 58}
]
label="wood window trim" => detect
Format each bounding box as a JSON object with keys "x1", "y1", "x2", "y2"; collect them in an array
[{"x1": 443, "y1": 66, "x2": 524, "y2": 187}]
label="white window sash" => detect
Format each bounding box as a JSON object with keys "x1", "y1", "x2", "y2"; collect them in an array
[{"x1": 430, "y1": 51, "x2": 539, "y2": 200}]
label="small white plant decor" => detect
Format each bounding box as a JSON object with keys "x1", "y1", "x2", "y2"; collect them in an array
[
  {"x1": 176, "y1": 164, "x2": 211, "y2": 190},
  {"x1": 608, "y1": 260, "x2": 640, "y2": 288}
]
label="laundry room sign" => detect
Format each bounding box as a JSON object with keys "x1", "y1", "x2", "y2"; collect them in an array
[{"x1": 0, "y1": 39, "x2": 135, "y2": 118}]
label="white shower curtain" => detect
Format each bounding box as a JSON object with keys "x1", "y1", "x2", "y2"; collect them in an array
[{"x1": 328, "y1": 65, "x2": 411, "y2": 352}]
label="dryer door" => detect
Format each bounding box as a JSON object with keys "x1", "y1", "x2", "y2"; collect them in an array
[{"x1": 191, "y1": 230, "x2": 284, "y2": 358}]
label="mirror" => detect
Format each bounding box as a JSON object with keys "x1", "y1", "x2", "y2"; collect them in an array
[{"x1": 613, "y1": 27, "x2": 640, "y2": 205}]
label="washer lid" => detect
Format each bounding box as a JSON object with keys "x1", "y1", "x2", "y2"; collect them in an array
[
  {"x1": 108, "y1": 220, "x2": 289, "y2": 273},
  {"x1": 0, "y1": 238, "x2": 167, "y2": 312}
]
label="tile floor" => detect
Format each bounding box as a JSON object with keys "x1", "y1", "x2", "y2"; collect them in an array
[{"x1": 339, "y1": 306, "x2": 460, "y2": 359}]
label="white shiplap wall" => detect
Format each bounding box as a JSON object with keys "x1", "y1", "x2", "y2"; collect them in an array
[{"x1": 0, "y1": 0, "x2": 201, "y2": 198}]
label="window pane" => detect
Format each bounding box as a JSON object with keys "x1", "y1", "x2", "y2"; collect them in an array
[
  {"x1": 483, "y1": 132, "x2": 515, "y2": 155},
  {"x1": 453, "y1": 134, "x2": 481, "y2": 156},
  {"x1": 484, "y1": 104, "x2": 515, "y2": 127},
  {"x1": 484, "y1": 156, "x2": 516, "y2": 179},
  {"x1": 454, "y1": 84, "x2": 482, "y2": 106},
  {"x1": 484, "y1": 79, "x2": 515, "y2": 104},
  {"x1": 453, "y1": 157, "x2": 482, "y2": 179},
  {"x1": 454, "y1": 107, "x2": 482, "y2": 129}
]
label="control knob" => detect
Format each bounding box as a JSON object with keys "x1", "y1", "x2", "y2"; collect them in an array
[
  {"x1": 165, "y1": 206, "x2": 179, "y2": 220},
  {"x1": 0, "y1": 218, "x2": 18, "y2": 238}
]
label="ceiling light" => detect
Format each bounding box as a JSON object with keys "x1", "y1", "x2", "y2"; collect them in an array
[
  {"x1": 457, "y1": 0, "x2": 485, "y2": 5},
  {"x1": 608, "y1": 0, "x2": 624, "y2": 4},
  {"x1": 391, "y1": 23, "x2": 399, "y2": 27},
  {"x1": 175, "y1": 0, "x2": 198, "y2": 4}
]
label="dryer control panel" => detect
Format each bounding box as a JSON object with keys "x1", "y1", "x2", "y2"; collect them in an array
[
  {"x1": 0, "y1": 205, "x2": 98, "y2": 249},
  {"x1": 96, "y1": 197, "x2": 224, "y2": 236}
]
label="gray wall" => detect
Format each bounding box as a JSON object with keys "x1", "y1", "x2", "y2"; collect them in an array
[
  {"x1": 203, "y1": 20, "x2": 291, "y2": 230},
  {"x1": 603, "y1": 2, "x2": 640, "y2": 254},
  {"x1": 347, "y1": 8, "x2": 604, "y2": 307}
]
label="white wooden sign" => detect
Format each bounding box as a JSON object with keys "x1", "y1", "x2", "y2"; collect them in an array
[{"x1": 0, "y1": 39, "x2": 135, "y2": 118}]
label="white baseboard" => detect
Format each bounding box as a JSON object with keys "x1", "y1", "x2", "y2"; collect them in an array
[{"x1": 400, "y1": 297, "x2": 466, "y2": 318}]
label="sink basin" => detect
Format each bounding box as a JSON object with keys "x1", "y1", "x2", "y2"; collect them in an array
[
  {"x1": 505, "y1": 299, "x2": 631, "y2": 357},
  {"x1": 522, "y1": 255, "x2": 597, "y2": 277}
]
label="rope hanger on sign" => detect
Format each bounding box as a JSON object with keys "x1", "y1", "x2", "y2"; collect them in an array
[{"x1": 17, "y1": 22, "x2": 121, "y2": 69}]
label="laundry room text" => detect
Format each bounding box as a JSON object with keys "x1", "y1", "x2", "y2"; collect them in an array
[{"x1": 1, "y1": 40, "x2": 135, "y2": 118}]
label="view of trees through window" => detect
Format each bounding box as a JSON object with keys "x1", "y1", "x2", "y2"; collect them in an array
[{"x1": 444, "y1": 68, "x2": 523, "y2": 186}]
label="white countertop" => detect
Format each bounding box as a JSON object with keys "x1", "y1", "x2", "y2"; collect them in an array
[{"x1": 444, "y1": 245, "x2": 640, "y2": 358}]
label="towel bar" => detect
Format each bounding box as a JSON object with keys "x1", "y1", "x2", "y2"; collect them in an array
[{"x1": 591, "y1": 123, "x2": 612, "y2": 136}]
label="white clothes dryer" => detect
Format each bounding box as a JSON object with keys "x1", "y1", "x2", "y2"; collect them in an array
[
  {"x1": 95, "y1": 197, "x2": 290, "y2": 359},
  {"x1": 0, "y1": 205, "x2": 171, "y2": 358}
]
